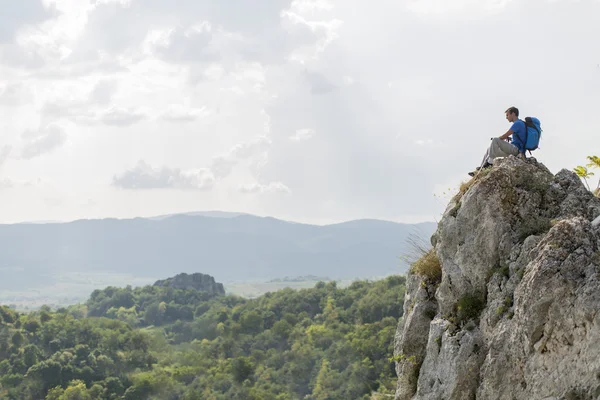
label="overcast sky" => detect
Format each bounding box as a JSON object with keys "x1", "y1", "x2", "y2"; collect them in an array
[{"x1": 0, "y1": 0, "x2": 599, "y2": 225}]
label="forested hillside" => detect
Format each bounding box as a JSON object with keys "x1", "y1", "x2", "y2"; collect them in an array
[{"x1": 0, "y1": 275, "x2": 405, "y2": 399}]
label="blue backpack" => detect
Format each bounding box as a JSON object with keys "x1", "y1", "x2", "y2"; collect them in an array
[{"x1": 522, "y1": 117, "x2": 542, "y2": 154}]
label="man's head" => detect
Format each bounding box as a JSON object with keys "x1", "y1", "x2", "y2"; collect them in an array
[{"x1": 505, "y1": 106, "x2": 519, "y2": 123}]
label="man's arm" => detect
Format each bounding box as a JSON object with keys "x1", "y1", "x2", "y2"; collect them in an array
[{"x1": 498, "y1": 129, "x2": 513, "y2": 140}]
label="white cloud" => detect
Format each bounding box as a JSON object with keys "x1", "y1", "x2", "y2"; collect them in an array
[
  {"x1": 0, "y1": 82, "x2": 34, "y2": 106},
  {"x1": 0, "y1": 178, "x2": 15, "y2": 190},
  {"x1": 206, "y1": 135, "x2": 273, "y2": 180},
  {"x1": 0, "y1": 146, "x2": 11, "y2": 168},
  {"x1": 290, "y1": 128, "x2": 316, "y2": 141},
  {"x1": 20, "y1": 122, "x2": 68, "y2": 159},
  {"x1": 239, "y1": 181, "x2": 292, "y2": 194},
  {"x1": 184, "y1": 21, "x2": 212, "y2": 37},
  {"x1": 99, "y1": 106, "x2": 147, "y2": 126},
  {"x1": 111, "y1": 133, "x2": 278, "y2": 191},
  {"x1": 142, "y1": 28, "x2": 175, "y2": 56},
  {"x1": 15, "y1": 23, "x2": 72, "y2": 64},
  {"x1": 40, "y1": 78, "x2": 121, "y2": 120},
  {"x1": 281, "y1": 0, "x2": 343, "y2": 63},
  {"x1": 230, "y1": 135, "x2": 272, "y2": 159},
  {"x1": 343, "y1": 76, "x2": 354, "y2": 85},
  {"x1": 405, "y1": 0, "x2": 514, "y2": 17},
  {"x1": 0, "y1": 0, "x2": 57, "y2": 44},
  {"x1": 0, "y1": 176, "x2": 43, "y2": 190},
  {"x1": 95, "y1": 0, "x2": 133, "y2": 7},
  {"x1": 415, "y1": 139, "x2": 434, "y2": 145},
  {"x1": 209, "y1": 156, "x2": 237, "y2": 180},
  {"x1": 1, "y1": 0, "x2": 600, "y2": 225},
  {"x1": 160, "y1": 104, "x2": 211, "y2": 122},
  {"x1": 112, "y1": 161, "x2": 215, "y2": 190},
  {"x1": 90, "y1": 79, "x2": 119, "y2": 104}
]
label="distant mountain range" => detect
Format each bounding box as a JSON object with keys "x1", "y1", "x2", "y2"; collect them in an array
[
  {"x1": 0, "y1": 212, "x2": 437, "y2": 295},
  {"x1": 17, "y1": 211, "x2": 248, "y2": 225}
]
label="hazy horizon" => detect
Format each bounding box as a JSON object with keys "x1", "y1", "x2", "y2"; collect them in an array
[{"x1": 8, "y1": 209, "x2": 439, "y2": 226}]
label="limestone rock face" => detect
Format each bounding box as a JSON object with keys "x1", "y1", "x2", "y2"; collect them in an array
[{"x1": 394, "y1": 156, "x2": 600, "y2": 400}]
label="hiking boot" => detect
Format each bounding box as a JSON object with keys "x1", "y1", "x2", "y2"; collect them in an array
[{"x1": 467, "y1": 162, "x2": 492, "y2": 177}]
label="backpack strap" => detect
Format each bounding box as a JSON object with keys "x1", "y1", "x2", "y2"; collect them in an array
[{"x1": 521, "y1": 119, "x2": 528, "y2": 156}]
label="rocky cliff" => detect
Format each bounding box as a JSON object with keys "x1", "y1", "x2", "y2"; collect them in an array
[
  {"x1": 153, "y1": 272, "x2": 225, "y2": 295},
  {"x1": 394, "y1": 156, "x2": 600, "y2": 400}
]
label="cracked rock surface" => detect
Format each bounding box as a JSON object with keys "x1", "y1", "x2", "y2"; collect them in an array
[{"x1": 394, "y1": 157, "x2": 600, "y2": 400}]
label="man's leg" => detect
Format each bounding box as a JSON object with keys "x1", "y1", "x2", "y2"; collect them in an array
[
  {"x1": 488, "y1": 138, "x2": 519, "y2": 162},
  {"x1": 469, "y1": 138, "x2": 519, "y2": 176},
  {"x1": 479, "y1": 147, "x2": 492, "y2": 169}
]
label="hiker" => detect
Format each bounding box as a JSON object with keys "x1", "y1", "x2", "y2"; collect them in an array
[{"x1": 468, "y1": 106, "x2": 528, "y2": 177}]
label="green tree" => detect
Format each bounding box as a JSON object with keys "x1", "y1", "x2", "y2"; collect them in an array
[
  {"x1": 312, "y1": 359, "x2": 342, "y2": 400},
  {"x1": 23, "y1": 344, "x2": 41, "y2": 368},
  {"x1": 1, "y1": 274, "x2": 406, "y2": 400},
  {"x1": 61, "y1": 380, "x2": 91, "y2": 400},
  {"x1": 574, "y1": 155, "x2": 600, "y2": 196},
  {"x1": 11, "y1": 331, "x2": 24, "y2": 347},
  {"x1": 240, "y1": 311, "x2": 263, "y2": 334},
  {"x1": 232, "y1": 356, "x2": 255, "y2": 383},
  {"x1": 574, "y1": 165, "x2": 594, "y2": 191}
]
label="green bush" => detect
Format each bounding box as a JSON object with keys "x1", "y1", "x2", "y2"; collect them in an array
[{"x1": 455, "y1": 294, "x2": 485, "y2": 325}]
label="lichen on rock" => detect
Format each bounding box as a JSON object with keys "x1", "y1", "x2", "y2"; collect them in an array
[{"x1": 394, "y1": 156, "x2": 600, "y2": 400}]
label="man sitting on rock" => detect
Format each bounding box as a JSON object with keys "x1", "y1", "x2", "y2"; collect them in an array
[{"x1": 468, "y1": 106, "x2": 526, "y2": 177}]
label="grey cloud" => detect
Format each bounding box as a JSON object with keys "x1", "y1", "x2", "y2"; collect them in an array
[
  {"x1": 4, "y1": 0, "x2": 598, "y2": 225},
  {"x1": 239, "y1": 182, "x2": 291, "y2": 194},
  {"x1": 261, "y1": 75, "x2": 443, "y2": 221},
  {"x1": 0, "y1": 1, "x2": 64, "y2": 69},
  {"x1": 70, "y1": 0, "x2": 314, "y2": 66},
  {"x1": 209, "y1": 156, "x2": 236, "y2": 179},
  {"x1": 0, "y1": 44, "x2": 46, "y2": 69},
  {"x1": 100, "y1": 107, "x2": 147, "y2": 126},
  {"x1": 208, "y1": 136, "x2": 271, "y2": 180},
  {"x1": 290, "y1": 128, "x2": 316, "y2": 141},
  {"x1": 66, "y1": 2, "x2": 154, "y2": 62},
  {"x1": 0, "y1": 0, "x2": 57, "y2": 43},
  {"x1": 21, "y1": 128, "x2": 40, "y2": 140},
  {"x1": 20, "y1": 123, "x2": 67, "y2": 159},
  {"x1": 304, "y1": 70, "x2": 337, "y2": 95},
  {"x1": 90, "y1": 80, "x2": 119, "y2": 105},
  {"x1": 41, "y1": 80, "x2": 120, "y2": 124},
  {"x1": 250, "y1": 0, "x2": 600, "y2": 222},
  {"x1": 149, "y1": 25, "x2": 218, "y2": 63},
  {"x1": 230, "y1": 136, "x2": 271, "y2": 159},
  {"x1": 0, "y1": 176, "x2": 36, "y2": 190},
  {"x1": 159, "y1": 105, "x2": 211, "y2": 122},
  {"x1": 41, "y1": 102, "x2": 71, "y2": 119},
  {"x1": 0, "y1": 145, "x2": 11, "y2": 168},
  {"x1": 3, "y1": 0, "x2": 338, "y2": 76},
  {"x1": 0, "y1": 178, "x2": 14, "y2": 189},
  {"x1": 36, "y1": 58, "x2": 129, "y2": 78},
  {"x1": 112, "y1": 134, "x2": 274, "y2": 191},
  {"x1": 0, "y1": 82, "x2": 34, "y2": 106},
  {"x1": 112, "y1": 161, "x2": 215, "y2": 190}
]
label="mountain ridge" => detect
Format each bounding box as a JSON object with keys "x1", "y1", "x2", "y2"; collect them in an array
[
  {"x1": 10, "y1": 210, "x2": 435, "y2": 228},
  {"x1": 0, "y1": 213, "x2": 436, "y2": 307}
]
